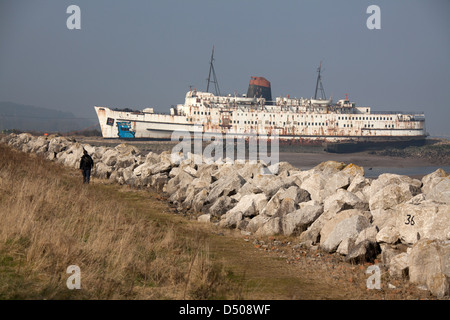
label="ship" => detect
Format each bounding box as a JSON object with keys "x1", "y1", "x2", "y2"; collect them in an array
[{"x1": 94, "y1": 49, "x2": 427, "y2": 152}]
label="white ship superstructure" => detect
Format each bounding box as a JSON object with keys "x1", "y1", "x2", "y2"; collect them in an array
[
  {"x1": 94, "y1": 53, "x2": 427, "y2": 146},
  {"x1": 94, "y1": 90, "x2": 426, "y2": 142}
]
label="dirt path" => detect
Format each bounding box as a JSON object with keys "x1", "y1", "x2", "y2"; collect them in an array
[
  {"x1": 204, "y1": 226, "x2": 437, "y2": 300},
  {"x1": 109, "y1": 184, "x2": 437, "y2": 300}
]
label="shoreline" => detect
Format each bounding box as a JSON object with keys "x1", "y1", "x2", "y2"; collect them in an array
[
  {"x1": 279, "y1": 150, "x2": 440, "y2": 169},
  {"x1": 279, "y1": 151, "x2": 450, "y2": 180},
  {"x1": 6, "y1": 134, "x2": 446, "y2": 179},
  {"x1": 75, "y1": 136, "x2": 450, "y2": 178}
]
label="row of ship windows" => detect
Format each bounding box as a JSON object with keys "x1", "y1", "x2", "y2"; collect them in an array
[
  {"x1": 344, "y1": 124, "x2": 395, "y2": 128},
  {"x1": 191, "y1": 111, "x2": 395, "y2": 122},
  {"x1": 186, "y1": 118, "x2": 397, "y2": 128},
  {"x1": 338, "y1": 116, "x2": 393, "y2": 121},
  {"x1": 192, "y1": 111, "x2": 322, "y2": 118},
  {"x1": 234, "y1": 121, "x2": 328, "y2": 126},
  {"x1": 361, "y1": 124, "x2": 395, "y2": 128},
  {"x1": 193, "y1": 111, "x2": 212, "y2": 115}
]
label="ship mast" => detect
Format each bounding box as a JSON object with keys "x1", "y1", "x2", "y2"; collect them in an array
[
  {"x1": 206, "y1": 46, "x2": 221, "y2": 96},
  {"x1": 314, "y1": 61, "x2": 326, "y2": 100}
]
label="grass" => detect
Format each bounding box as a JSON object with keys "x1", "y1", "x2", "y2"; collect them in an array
[{"x1": 0, "y1": 143, "x2": 240, "y2": 300}]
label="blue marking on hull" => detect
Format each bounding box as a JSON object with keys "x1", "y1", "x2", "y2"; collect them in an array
[{"x1": 116, "y1": 121, "x2": 136, "y2": 138}]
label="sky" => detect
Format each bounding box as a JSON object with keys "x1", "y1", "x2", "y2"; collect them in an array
[{"x1": 0, "y1": 0, "x2": 449, "y2": 137}]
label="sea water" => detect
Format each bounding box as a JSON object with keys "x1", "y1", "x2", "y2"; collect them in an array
[{"x1": 363, "y1": 166, "x2": 450, "y2": 178}]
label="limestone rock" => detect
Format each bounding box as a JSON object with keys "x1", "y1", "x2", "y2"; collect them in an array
[
  {"x1": 182, "y1": 176, "x2": 212, "y2": 209},
  {"x1": 425, "y1": 176, "x2": 450, "y2": 204},
  {"x1": 313, "y1": 160, "x2": 346, "y2": 175},
  {"x1": 336, "y1": 237, "x2": 355, "y2": 256},
  {"x1": 225, "y1": 193, "x2": 268, "y2": 218},
  {"x1": 211, "y1": 164, "x2": 238, "y2": 181},
  {"x1": 206, "y1": 173, "x2": 245, "y2": 204},
  {"x1": 145, "y1": 151, "x2": 161, "y2": 165},
  {"x1": 347, "y1": 174, "x2": 371, "y2": 194},
  {"x1": 300, "y1": 172, "x2": 328, "y2": 202},
  {"x1": 150, "y1": 173, "x2": 168, "y2": 192},
  {"x1": 325, "y1": 171, "x2": 351, "y2": 194},
  {"x1": 164, "y1": 171, "x2": 194, "y2": 195},
  {"x1": 47, "y1": 136, "x2": 71, "y2": 154},
  {"x1": 376, "y1": 225, "x2": 400, "y2": 244},
  {"x1": 345, "y1": 239, "x2": 380, "y2": 263},
  {"x1": 298, "y1": 209, "x2": 338, "y2": 244},
  {"x1": 261, "y1": 187, "x2": 299, "y2": 217},
  {"x1": 421, "y1": 168, "x2": 447, "y2": 194},
  {"x1": 370, "y1": 208, "x2": 396, "y2": 230},
  {"x1": 246, "y1": 215, "x2": 271, "y2": 233},
  {"x1": 148, "y1": 161, "x2": 172, "y2": 175},
  {"x1": 237, "y1": 162, "x2": 266, "y2": 180},
  {"x1": 197, "y1": 214, "x2": 211, "y2": 223},
  {"x1": 122, "y1": 166, "x2": 137, "y2": 185},
  {"x1": 389, "y1": 252, "x2": 409, "y2": 278},
  {"x1": 238, "y1": 180, "x2": 264, "y2": 196},
  {"x1": 379, "y1": 243, "x2": 407, "y2": 268},
  {"x1": 219, "y1": 211, "x2": 243, "y2": 228},
  {"x1": 57, "y1": 143, "x2": 84, "y2": 168},
  {"x1": 369, "y1": 182, "x2": 421, "y2": 211},
  {"x1": 115, "y1": 154, "x2": 136, "y2": 169},
  {"x1": 195, "y1": 163, "x2": 218, "y2": 181},
  {"x1": 191, "y1": 189, "x2": 209, "y2": 213},
  {"x1": 182, "y1": 165, "x2": 197, "y2": 177},
  {"x1": 101, "y1": 149, "x2": 119, "y2": 167},
  {"x1": 92, "y1": 146, "x2": 107, "y2": 161},
  {"x1": 206, "y1": 196, "x2": 235, "y2": 217},
  {"x1": 159, "y1": 150, "x2": 178, "y2": 167},
  {"x1": 133, "y1": 162, "x2": 154, "y2": 178},
  {"x1": 165, "y1": 171, "x2": 194, "y2": 203},
  {"x1": 282, "y1": 203, "x2": 323, "y2": 236},
  {"x1": 296, "y1": 188, "x2": 312, "y2": 204},
  {"x1": 115, "y1": 143, "x2": 140, "y2": 156},
  {"x1": 370, "y1": 173, "x2": 422, "y2": 192},
  {"x1": 354, "y1": 225, "x2": 378, "y2": 246},
  {"x1": 95, "y1": 162, "x2": 113, "y2": 179},
  {"x1": 28, "y1": 135, "x2": 49, "y2": 154},
  {"x1": 341, "y1": 163, "x2": 364, "y2": 177},
  {"x1": 393, "y1": 200, "x2": 450, "y2": 245},
  {"x1": 408, "y1": 239, "x2": 450, "y2": 298},
  {"x1": 255, "y1": 217, "x2": 282, "y2": 236},
  {"x1": 323, "y1": 189, "x2": 368, "y2": 215},
  {"x1": 320, "y1": 211, "x2": 370, "y2": 253},
  {"x1": 269, "y1": 161, "x2": 298, "y2": 176},
  {"x1": 252, "y1": 174, "x2": 288, "y2": 198}
]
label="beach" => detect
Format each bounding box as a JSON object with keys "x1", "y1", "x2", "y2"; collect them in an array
[
  {"x1": 77, "y1": 136, "x2": 450, "y2": 179},
  {"x1": 280, "y1": 150, "x2": 437, "y2": 169}
]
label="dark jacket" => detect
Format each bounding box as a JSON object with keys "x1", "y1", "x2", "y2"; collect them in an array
[{"x1": 80, "y1": 154, "x2": 94, "y2": 170}]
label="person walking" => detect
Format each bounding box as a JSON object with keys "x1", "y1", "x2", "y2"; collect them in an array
[{"x1": 79, "y1": 149, "x2": 94, "y2": 184}]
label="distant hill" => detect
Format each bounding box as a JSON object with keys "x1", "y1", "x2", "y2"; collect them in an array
[{"x1": 0, "y1": 101, "x2": 97, "y2": 133}]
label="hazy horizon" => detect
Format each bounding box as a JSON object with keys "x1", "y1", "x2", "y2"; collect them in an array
[{"x1": 1, "y1": 0, "x2": 449, "y2": 137}]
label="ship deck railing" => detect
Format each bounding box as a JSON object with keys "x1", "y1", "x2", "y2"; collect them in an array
[{"x1": 371, "y1": 110, "x2": 425, "y2": 115}]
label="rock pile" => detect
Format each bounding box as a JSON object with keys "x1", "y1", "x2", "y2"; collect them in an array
[{"x1": 2, "y1": 132, "x2": 449, "y2": 298}]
